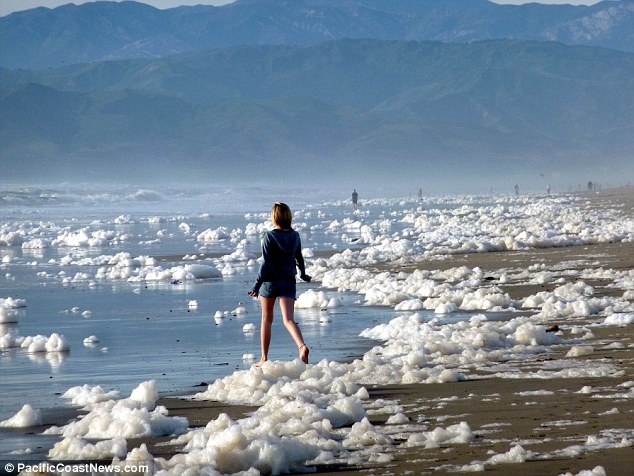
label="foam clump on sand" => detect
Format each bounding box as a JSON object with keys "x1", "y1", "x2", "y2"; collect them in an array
[
  {"x1": 45, "y1": 381, "x2": 187, "y2": 460},
  {"x1": 560, "y1": 466, "x2": 607, "y2": 476},
  {"x1": 160, "y1": 412, "x2": 321, "y2": 475},
  {"x1": 359, "y1": 313, "x2": 561, "y2": 381},
  {"x1": 174, "y1": 340, "x2": 480, "y2": 474},
  {"x1": 405, "y1": 421, "x2": 473, "y2": 448},
  {"x1": 61, "y1": 384, "x2": 121, "y2": 408},
  {"x1": 542, "y1": 434, "x2": 633, "y2": 468},
  {"x1": 566, "y1": 345, "x2": 594, "y2": 357},
  {"x1": 112, "y1": 443, "x2": 156, "y2": 472},
  {"x1": 320, "y1": 265, "x2": 515, "y2": 312},
  {"x1": 522, "y1": 281, "x2": 618, "y2": 319},
  {"x1": 343, "y1": 417, "x2": 394, "y2": 448},
  {"x1": 50, "y1": 436, "x2": 128, "y2": 461},
  {"x1": 485, "y1": 444, "x2": 534, "y2": 464},
  {"x1": 156, "y1": 363, "x2": 473, "y2": 475},
  {"x1": 603, "y1": 313, "x2": 634, "y2": 326},
  {"x1": 156, "y1": 361, "x2": 368, "y2": 473},
  {"x1": 0, "y1": 404, "x2": 42, "y2": 428},
  {"x1": 163, "y1": 367, "x2": 453, "y2": 475}
]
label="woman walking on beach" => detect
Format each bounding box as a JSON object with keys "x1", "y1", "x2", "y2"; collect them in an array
[{"x1": 248, "y1": 202, "x2": 311, "y2": 366}]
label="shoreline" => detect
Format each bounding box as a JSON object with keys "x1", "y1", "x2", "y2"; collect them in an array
[
  {"x1": 4, "y1": 187, "x2": 633, "y2": 475},
  {"x1": 137, "y1": 187, "x2": 634, "y2": 475}
]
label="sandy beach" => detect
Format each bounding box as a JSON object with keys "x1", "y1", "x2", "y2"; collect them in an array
[
  {"x1": 121, "y1": 188, "x2": 633, "y2": 476},
  {"x1": 4, "y1": 188, "x2": 632, "y2": 476}
]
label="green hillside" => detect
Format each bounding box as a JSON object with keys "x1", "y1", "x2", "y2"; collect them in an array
[{"x1": 2, "y1": 39, "x2": 633, "y2": 185}]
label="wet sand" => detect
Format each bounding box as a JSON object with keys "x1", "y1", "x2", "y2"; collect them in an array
[{"x1": 13, "y1": 188, "x2": 634, "y2": 475}]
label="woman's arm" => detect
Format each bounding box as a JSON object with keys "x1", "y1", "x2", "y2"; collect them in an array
[
  {"x1": 295, "y1": 233, "x2": 311, "y2": 282},
  {"x1": 250, "y1": 232, "x2": 271, "y2": 295}
]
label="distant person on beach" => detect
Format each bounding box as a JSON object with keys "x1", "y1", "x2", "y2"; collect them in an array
[
  {"x1": 352, "y1": 189, "x2": 358, "y2": 210},
  {"x1": 418, "y1": 187, "x2": 423, "y2": 200},
  {"x1": 248, "y1": 202, "x2": 311, "y2": 367},
  {"x1": 514, "y1": 184, "x2": 519, "y2": 195}
]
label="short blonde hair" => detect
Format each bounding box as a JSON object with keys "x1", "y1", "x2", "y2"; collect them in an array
[{"x1": 272, "y1": 202, "x2": 292, "y2": 229}]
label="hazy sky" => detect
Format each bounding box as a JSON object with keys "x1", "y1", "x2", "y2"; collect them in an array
[{"x1": 0, "y1": 0, "x2": 604, "y2": 17}]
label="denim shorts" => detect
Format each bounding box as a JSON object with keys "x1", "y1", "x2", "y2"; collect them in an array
[{"x1": 259, "y1": 280, "x2": 296, "y2": 299}]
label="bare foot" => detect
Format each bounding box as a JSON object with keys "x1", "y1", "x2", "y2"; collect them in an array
[
  {"x1": 299, "y1": 344, "x2": 309, "y2": 364},
  {"x1": 254, "y1": 359, "x2": 267, "y2": 368}
]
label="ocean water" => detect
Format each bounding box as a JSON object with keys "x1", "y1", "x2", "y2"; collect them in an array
[{"x1": 1, "y1": 183, "x2": 456, "y2": 457}]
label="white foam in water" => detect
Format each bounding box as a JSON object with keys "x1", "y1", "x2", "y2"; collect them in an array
[
  {"x1": 2, "y1": 333, "x2": 71, "y2": 352},
  {"x1": 0, "y1": 404, "x2": 42, "y2": 428},
  {"x1": 2, "y1": 189, "x2": 633, "y2": 472},
  {"x1": 0, "y1": 296, "x2": 26, "y2": 323},
  {"x1": 197, "y1": 227, "x2": 230, "y2": 241},
  {"x1": 296, "y1": 289, "x2": 337, "y2": 309},
  {"x1": 83, "y1": 335, "x2": 100, "y2": 346},
  {"x1": 232, "y1": 303, "x2": 248, "y2": 315}
]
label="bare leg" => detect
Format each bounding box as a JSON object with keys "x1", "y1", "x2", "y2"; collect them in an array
[
  {"x1": 279, "y1": 297, "x2": 309, "y2": 364},
  {"x1": 256, "y1": 296, "x2": 276, "y2": 367}
]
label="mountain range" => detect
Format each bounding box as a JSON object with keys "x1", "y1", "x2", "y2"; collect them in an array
[
  {"x1": 1, "y1": 1, "x2": 633, "y2": 189},
  {"x1": 1, "y1": 0, "x2": 634, "y2": 69},
  {"x1": 2, "y1": 38, "x2": 633, "y2": 186}
]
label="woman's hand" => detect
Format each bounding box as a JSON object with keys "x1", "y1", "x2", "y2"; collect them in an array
[
  {"x1": 248, "y1": 290, "x2": 258, "y2": 298},
  {"x1": 301, "y1": 273, "x2": 312, "y2": 283}
]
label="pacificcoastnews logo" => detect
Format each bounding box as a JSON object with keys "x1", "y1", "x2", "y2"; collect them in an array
[{"x1": 4, "y1": 462, "x2": 152, "y2": 474}]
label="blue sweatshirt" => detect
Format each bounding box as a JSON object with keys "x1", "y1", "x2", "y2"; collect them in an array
[{"x1": 252, "y1": 229, "x2": 307, "y2": 293}]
